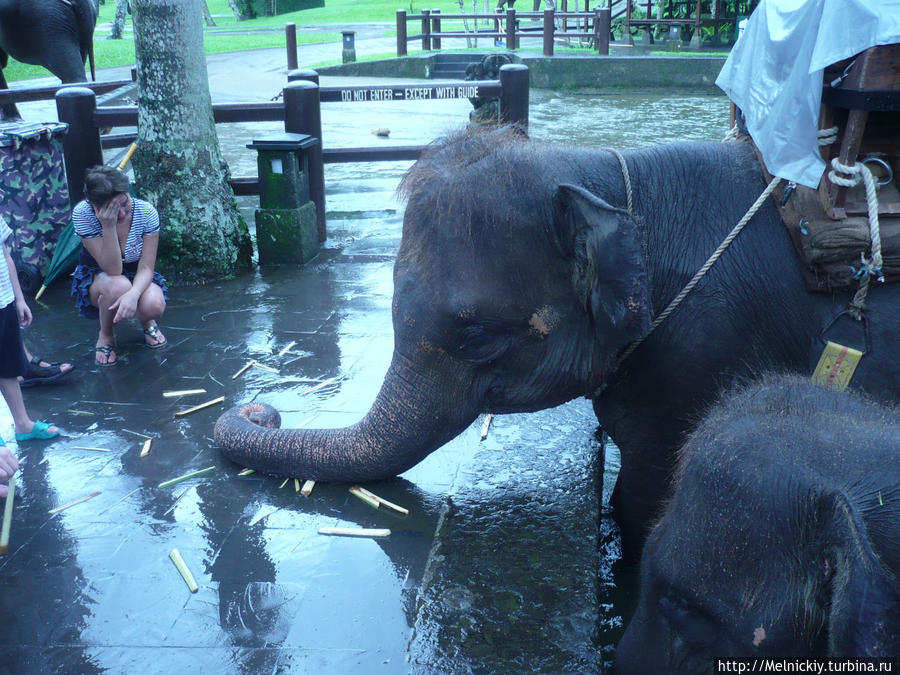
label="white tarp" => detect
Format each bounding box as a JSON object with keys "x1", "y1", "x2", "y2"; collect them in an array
[{"x1": 716, "y1": 0, "x2": 900, "y2": 188}]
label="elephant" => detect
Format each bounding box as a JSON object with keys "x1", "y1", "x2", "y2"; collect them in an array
[
  {"x1": 615, "y1": 375, "x2": 900, "y2": 668},
  {"x1": 0, "y1": 0, "x2": 99, "y2": 119},
  {"x1": 214, "y1": 126, "x2": 900, "y2": 561}
]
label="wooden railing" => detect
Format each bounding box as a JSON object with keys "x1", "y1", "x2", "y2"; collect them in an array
[
  {"x1": 396, "y1": 7, "x2": 612, "y2": 56},
  {"x1": 54, "y1": 66, "x2": 530, "y2": 242}
]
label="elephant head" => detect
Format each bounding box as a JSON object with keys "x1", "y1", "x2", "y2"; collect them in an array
[
  {"x1": 214, "y1": 127, "x2": 651, "y2": 481},
  {"x1": 615, "y1": 376, "x2": 900, "y2": 669}
]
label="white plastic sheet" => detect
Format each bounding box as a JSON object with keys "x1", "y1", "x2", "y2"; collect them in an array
[{"x1": 716, "y1": 0, "x2": 900, "y2": 188}]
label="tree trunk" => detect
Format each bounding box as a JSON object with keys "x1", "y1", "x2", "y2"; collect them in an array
[
  {"x1": 202, "y1": 0, "x2": 216, "y2": 27},
  {"x1": 109, "y1": 0, "x2": 128, "y2": 39},
  {"x1": 131, "y1": 0, "x2": 252, "y2": 284}
]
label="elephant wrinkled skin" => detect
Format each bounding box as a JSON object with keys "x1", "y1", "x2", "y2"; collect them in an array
[
  {"x1": 616, "y1": 375, "x2": 900, "y2": 668},
  {"x1": 214, "y1": 127, "x2": 900, "y2": 559}
]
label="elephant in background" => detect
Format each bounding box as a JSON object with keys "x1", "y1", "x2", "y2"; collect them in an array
[
  {"x1": 616, "y1": 375, "x2": 900, "y2": 668},
  {"x1": 0, "y1": 0, "x2": 99, "y2": 119},
  {"x1": 214, "y1": 126, "x2": 900, "y2": 561}
]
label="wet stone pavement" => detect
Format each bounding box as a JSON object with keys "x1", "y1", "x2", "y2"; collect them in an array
[{"x1": 1, "y1": 40, "x2": 730, "y2": 672}]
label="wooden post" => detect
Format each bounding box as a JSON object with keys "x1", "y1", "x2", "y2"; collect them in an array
[
  {"x1": 56, "y1": 87, "x2": 103, "y2": 209},
  {"x1": 397, "y1": 10, "x2": 408, "y2": 57},
  {"x1": 506, "y1": 8, "x2": 516, "y2": 49},
  {"x1": 596, "y1": 7, "x2": 610, "y2": 54},
  {"x1": 283, "y1": 81, "x2": 326, "y2": 242},
  {"x1": 625, "y1": 0, "x2": 634, "y2": 46},
  {"x1": 499, "y1": 63, "x2": 529, "y2": 128},
  {"x1": 432, "y1": 9, "x2": 441, "y2": 50},
  {"x1": 543, "y1": 9, "x2": 554, "y2": 56},
  {"x1": 690, "y1": 0, "x2": 702, "y2": 49},
  {"x1": 288, "y1": 69, "x2": 319, "y2": 85},
  {"x1": 285, "y1": 23, "x2": 298, "y2": 71},
  {"x1": 422, "y1": 9, "x2": 431, "y2": 51}
]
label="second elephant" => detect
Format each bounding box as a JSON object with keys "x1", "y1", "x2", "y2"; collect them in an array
[{"x1": 616, "y1": 375, "x2": 899, "y2": 667}]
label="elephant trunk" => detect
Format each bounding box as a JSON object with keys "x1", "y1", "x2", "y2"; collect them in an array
[{"x1": 214, "y1": 353, "x2": 478, "y2": 482}]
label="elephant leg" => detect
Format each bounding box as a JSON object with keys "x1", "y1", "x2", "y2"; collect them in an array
[{"x1": 0, "y1": 61, "x2": 22, "y2": 121}]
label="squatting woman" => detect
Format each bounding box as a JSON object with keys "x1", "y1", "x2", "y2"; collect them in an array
[{"x1": 71, "y1": 165, "x2": 169, "y2": 366}]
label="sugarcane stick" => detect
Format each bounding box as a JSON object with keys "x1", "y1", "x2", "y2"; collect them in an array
[
  {"x1": 301, "y1": 480, "x2": 315, "y2": 497},
  {"x1": 318, "y1": 527, "x2": 391, "y2": 538},
  {"x1": 480, "y1": 414, "x2": 493, "y2": 440},
  {"x1": 0, "y1": 474, "x2": 16, "y2": 554},
  {"x1": 162, "y1": 389, "x2": 207, "y2": 398},
  {"x1": 174, "y1": 396, "x2": 225, "y2": 418},
  {"x1": 232, "y1": 361, "x2": 253, "y2": 379},
  {"x1": 48, "y1": 491, "x2": 100, "y2": 515},
  {"x1": 158, "y1": 466, "x2": 215, "y2": 489},
  {"x1": 277, "y1": 341, "x2": 296, "y2": 357},
  {"x1": 350, "y1": 486, "x2": 380, "y2": 509},
  {"x1": 140, "y1": 438, "x2": 152, "y2": 457},
  {"x1": 169, "y1": 549, "x2": 199, "y2": 593},
  {"x1": 351, "y1": 486, "x2": 409, "y2": 515}
]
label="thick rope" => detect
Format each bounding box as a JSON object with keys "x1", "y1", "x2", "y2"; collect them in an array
[
  {"x1": 609, "y1": 149, "x2": 633, "y2": 214},
  {"x1": 610, "y1": 175, "x2": 783, "y2": 370},
  {"x1": 827, "y1": 156, "x2": 885, "y2": 318},
  {"x1": 817, "y1": 126, "x2": 839, "y2": 146}
]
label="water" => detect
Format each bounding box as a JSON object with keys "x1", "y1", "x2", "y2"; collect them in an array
[{"x1": 1, "y1": 86, "x2": 730, "y2": 673}]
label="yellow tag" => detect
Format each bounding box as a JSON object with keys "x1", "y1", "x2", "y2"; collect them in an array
[{"x1": 812, "y1": 341, "x2": 863, "y2": 391}]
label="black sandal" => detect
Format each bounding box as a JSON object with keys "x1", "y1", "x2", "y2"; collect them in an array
[
  {"x1": 95, "y1": 344, "x2": 118, "y2": 367},
  {"x1": 20, "y1": 356, "x2": 74, "y2": 388}
]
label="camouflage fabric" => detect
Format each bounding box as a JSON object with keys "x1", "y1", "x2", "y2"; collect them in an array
[{"x1": 0, "y1": 122, "x2": 71, "y2": 274}]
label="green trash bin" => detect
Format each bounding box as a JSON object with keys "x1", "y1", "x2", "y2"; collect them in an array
[{"x1": 0, "y1": 121, "x2": 71, "y2": 294}]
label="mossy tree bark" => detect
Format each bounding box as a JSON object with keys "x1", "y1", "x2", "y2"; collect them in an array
[{"x1": 131, "y1": 0, "x2": 252, "y2": 284}]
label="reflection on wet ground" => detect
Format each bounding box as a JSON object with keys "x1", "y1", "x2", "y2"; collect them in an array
[{"x1": 2, "y1": 83, "x2": 728, "y2": 672}]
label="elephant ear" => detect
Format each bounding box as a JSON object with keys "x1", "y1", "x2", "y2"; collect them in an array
[
  {"x1": 823, "y1": 491, "x2": 900, "y2": 655},
  {"x1": 553, "y1": 183, "x2": 651, "y2": 343}
]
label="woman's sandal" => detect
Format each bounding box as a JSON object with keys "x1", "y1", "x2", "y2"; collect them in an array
[
  {"x1": 15, "y1": 420, "x2": 60, "y2": 442},
  {"x1": 95, "y1": 344, "x2": 118, "y2": 367},
  {"x1": 20, "y1": 356, "x2": 74, "y2": 388},
  {"x1": 143, "y1": 323, "x2": 167, "y2": 349}
]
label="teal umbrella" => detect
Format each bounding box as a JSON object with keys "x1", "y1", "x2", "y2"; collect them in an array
[{"x1": 33, "y1": 219, "x2": 80, "y2": 299}]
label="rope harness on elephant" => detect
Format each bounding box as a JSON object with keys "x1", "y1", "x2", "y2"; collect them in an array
[
  {"x1": 594, "y1": 126, "x2": 887, "y2": 397},
  {"x1": 603, "y1": 164, "x2": 783, "y2": 379}
]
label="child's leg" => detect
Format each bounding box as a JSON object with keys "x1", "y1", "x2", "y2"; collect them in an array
[{"x1": 0, "y1": 377, "x2": 31, "y2": 431}]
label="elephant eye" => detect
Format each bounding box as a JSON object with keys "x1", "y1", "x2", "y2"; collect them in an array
[
  {"x1": 658, "y1": 594, "x2": 719, "y2": 648},
  {"x1": 455, "y1": 324, "x2": 510, "y2": 364}
]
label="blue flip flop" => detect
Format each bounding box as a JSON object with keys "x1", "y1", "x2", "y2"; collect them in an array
[{"x1": 15, "y1": 420, "x2": 59, "y2": 442}]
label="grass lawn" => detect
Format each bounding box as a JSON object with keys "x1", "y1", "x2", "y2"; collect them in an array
[{"x1": 4, "y1": 0, "x2": 443, "y2": 82}]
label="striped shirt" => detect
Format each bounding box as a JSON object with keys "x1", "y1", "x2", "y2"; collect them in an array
[
  {"x1": 73, "y1": 197, "x2": 160, "y2": 264},
  {"x1": 0, "y1": 215, "x2": 15, "y2": 308}
]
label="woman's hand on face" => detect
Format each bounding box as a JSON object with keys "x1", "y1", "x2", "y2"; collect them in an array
[
  {"x1": 109, "y1": 289, "x2": 139, "y2": 323},
  {"x1": 95, "y1": 199, "x2": 120, "y2": 229}
]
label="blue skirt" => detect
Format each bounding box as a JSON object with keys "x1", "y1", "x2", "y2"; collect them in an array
[
  {"x1": 0, "y1": 301, "x2": 26, "y2": 378},
  {"x1": 71, "y1": 264, "x2": 169, "y2": 320}
]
